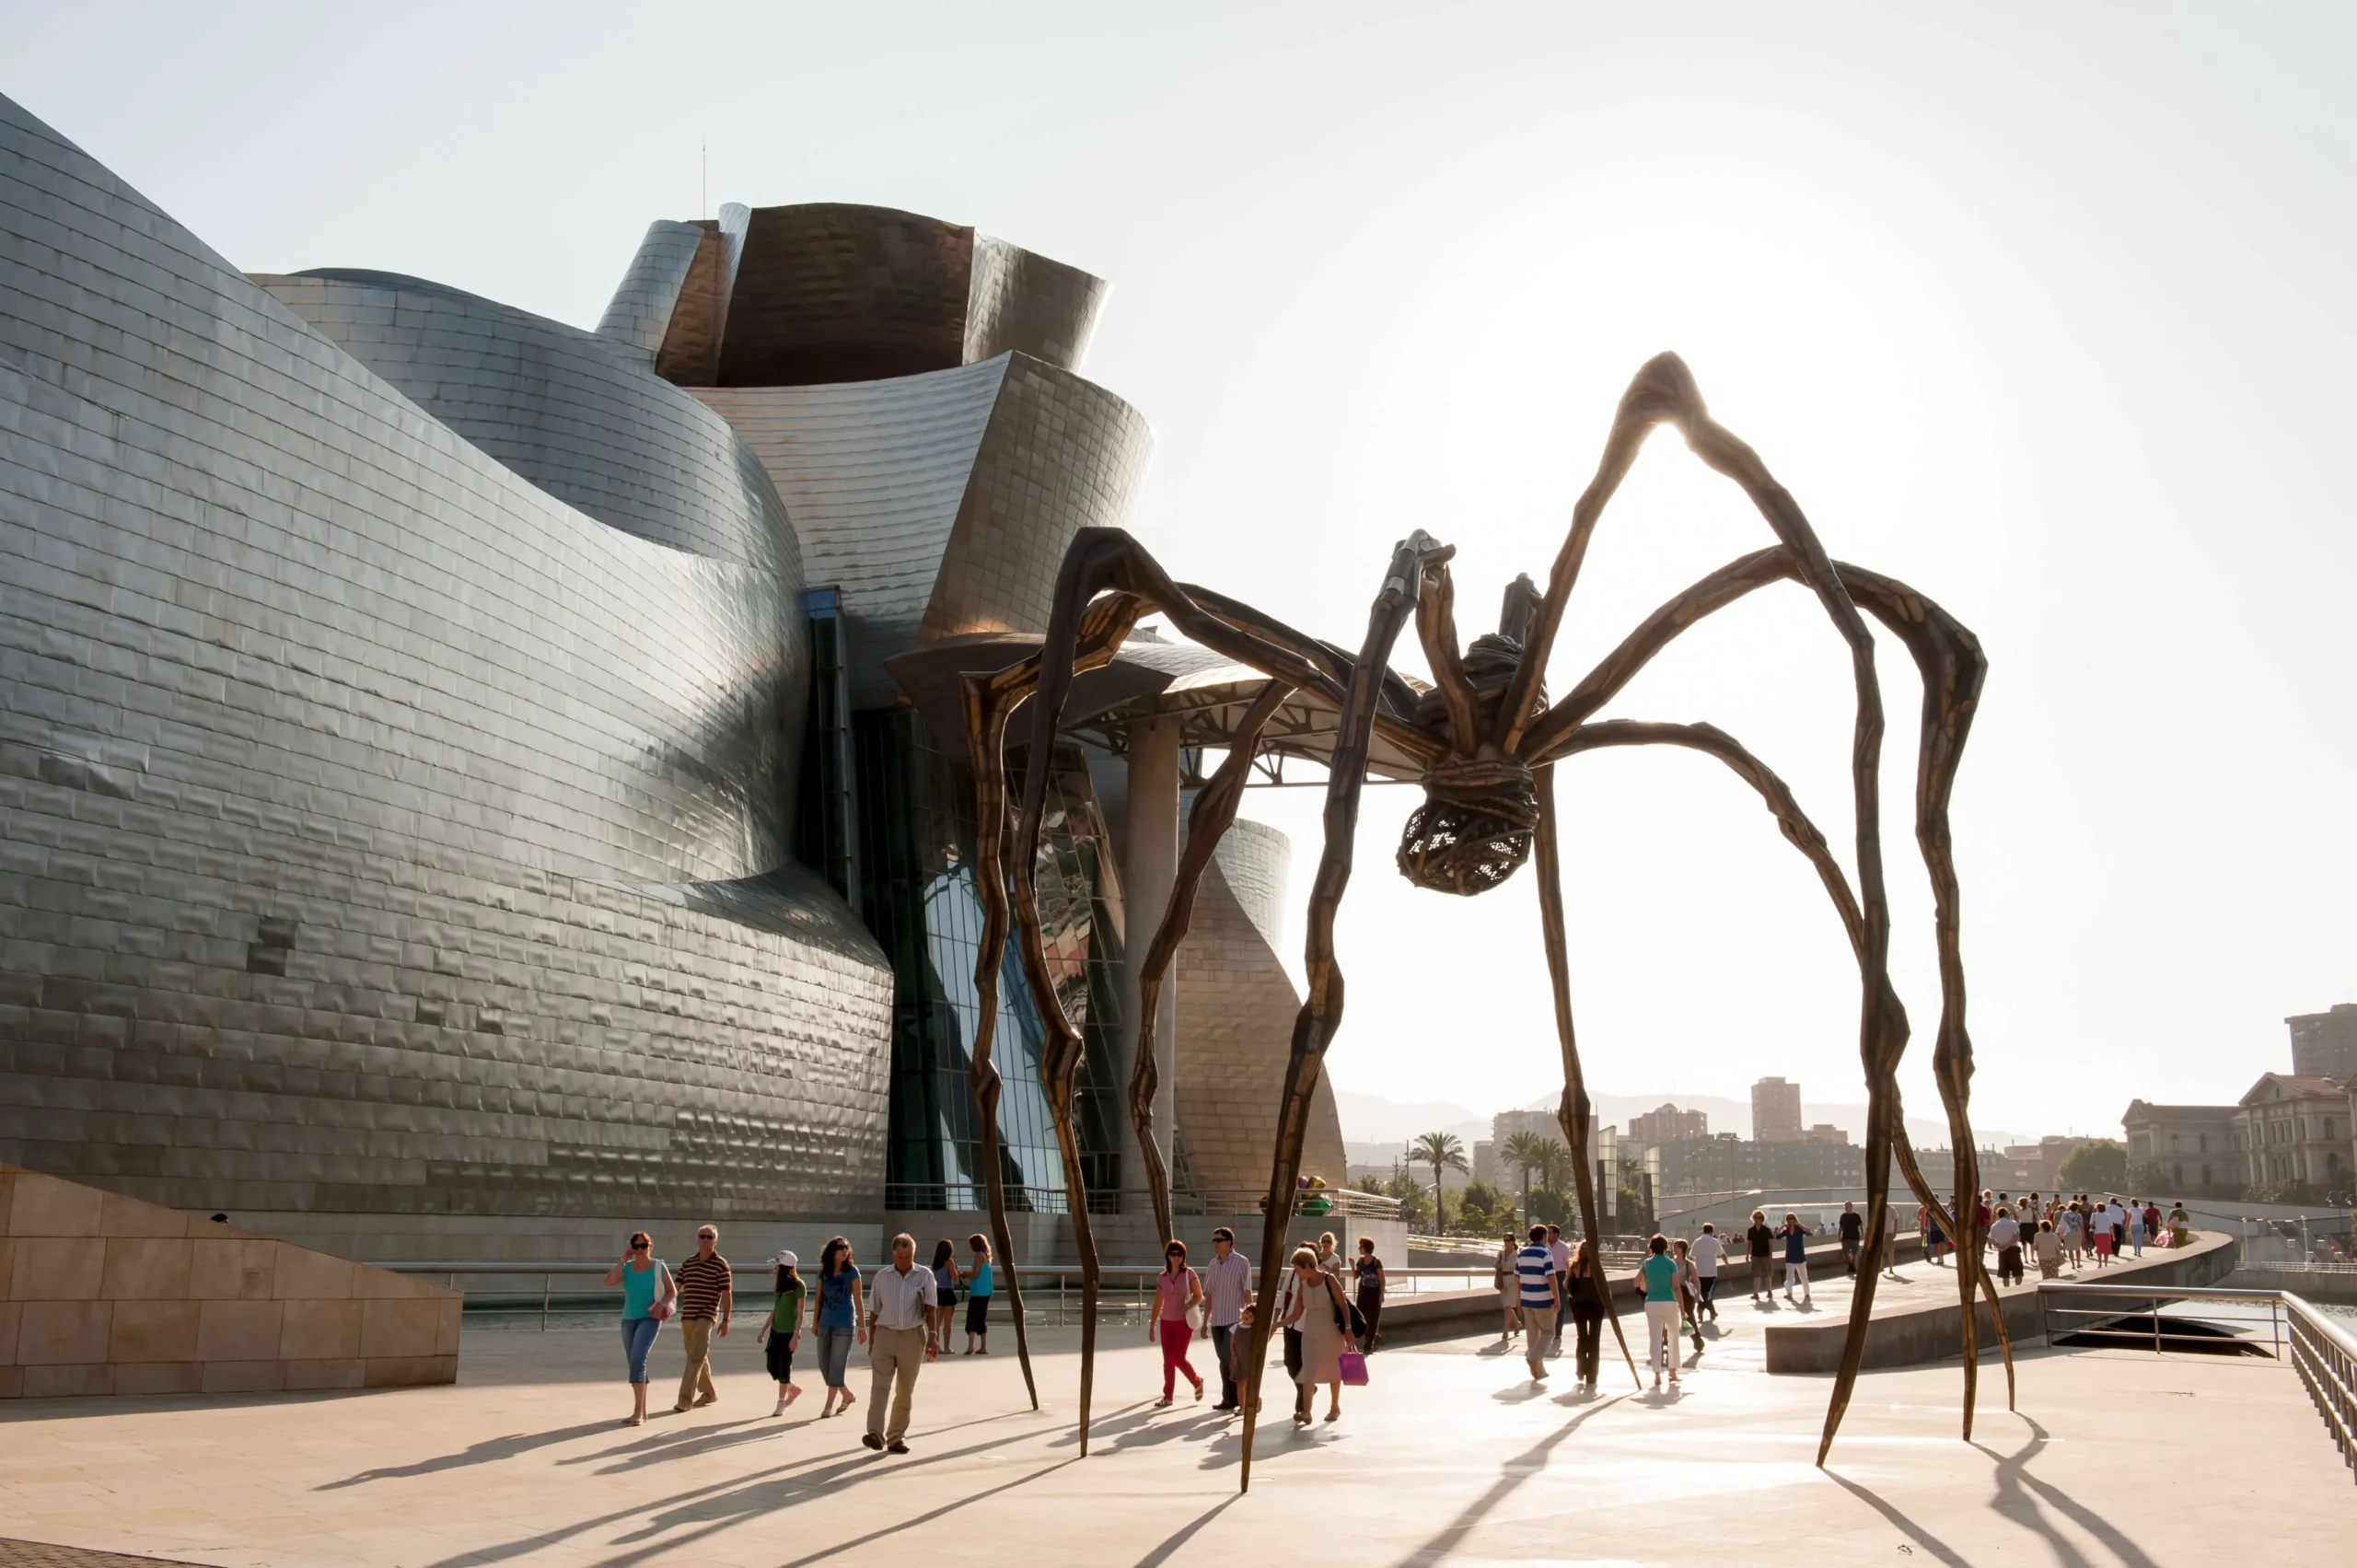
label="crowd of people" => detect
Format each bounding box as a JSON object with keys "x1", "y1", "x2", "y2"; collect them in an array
[
  {"x1": 1915, "y1": 1192, "x2": 2190, "y2": 1280},
  {"x1": 603, "y1": 1223, "x2": 1389, "y2": 1450},
  {"x1": 602, "y1": 1194, "x2": 2199, "y2": 1446}
]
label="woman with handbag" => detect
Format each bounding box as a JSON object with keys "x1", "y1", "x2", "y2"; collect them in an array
[
  {"x1": 1150, "y1": 1239, "x2": 1206, "y2": 1407},
  {"x1": 1494, "y1": 1232, "x2": 1521, "y2": 1342},
  {"x1": 603, "y1": 1231, "x2": 675, "y2": 1427},
  {"x1": 1281, "y1": 1244, "x2": 1357, "y2": 1425}
]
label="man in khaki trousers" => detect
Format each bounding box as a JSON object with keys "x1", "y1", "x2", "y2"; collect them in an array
[
  {"x1": 862, "y1": 1232, "x2": 937, "y2": 1454},
  {"x1": 672, "y1": 1225, "x2": 732, "y2": 1412}
]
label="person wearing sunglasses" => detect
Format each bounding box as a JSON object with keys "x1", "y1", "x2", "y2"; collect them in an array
[{"x1": 604, "y1": 1232, "x2": 675, "y2": 1427}]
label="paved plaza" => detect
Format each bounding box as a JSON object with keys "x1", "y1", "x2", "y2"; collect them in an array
[{"x1": 1, "y1": 1265, "x2": 2349, "y2": 1568}]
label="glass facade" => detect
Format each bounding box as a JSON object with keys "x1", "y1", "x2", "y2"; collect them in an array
[{"x1": 853, "y1": 709, "x2": 1124, "y2": 1213}]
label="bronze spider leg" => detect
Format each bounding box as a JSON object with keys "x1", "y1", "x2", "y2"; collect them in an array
[
  {"x1": 1128, "y1": 680, "x2": 1297, "y2": 1250},
  {"x1": 981, "y1": 528, "x2": 1440, "y2": 1458},
  {"x1": 1541, "y1": 715, "x2": 2014, "y2": 1422},
  {"x1": 1526, "y1": 543, "x2": 1997, "y2": 1455},
  {"x1": 1237, "y1": 529, "x2": 1451, "y2": 1495},
  {"x1": 1501, "y1": 357, "x2": 1904, "y2": 1457},
  {"x1": 962, "y1": 595, "x2": 1154, "y2": 1412},
  {"x1": 1531, "y1": 764, "x2": 1643, "y2": 1388}
]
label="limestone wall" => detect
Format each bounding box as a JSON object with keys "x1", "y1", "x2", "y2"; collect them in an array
[{"x1": 0, "y1": 1167, "x2": 459, "y2": 1400}]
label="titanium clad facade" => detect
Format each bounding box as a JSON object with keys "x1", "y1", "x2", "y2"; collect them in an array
[
  {"x1": 696, "y1": 356, "x2": 1152, "y2": 708},
  {"x1": 1174, "y1": 817, "x2": 1349, "y2": 1193},
  {"x1": 0, "y1": 95, "x2": 890, "y2": 1250}
]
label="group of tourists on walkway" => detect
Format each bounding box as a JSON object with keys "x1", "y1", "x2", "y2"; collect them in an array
[
  {"x1": 1914, "y1": 1192, "x2": 2186, "y2": 1281},
  {"x1": 605, "y1": 1222, "x2": 1391, "y2": 1450},
  {"x1": 604, "y1": 1225, "x2": 998, "y2": 1452}
]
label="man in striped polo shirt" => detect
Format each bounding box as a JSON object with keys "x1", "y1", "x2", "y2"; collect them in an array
[
  {"x1": 672, "y1": 1225, "x2": 733, "y2": 1412},
  {"x1": 1515, "y1": 1225, "x2": 1560, "y2": 1382}
]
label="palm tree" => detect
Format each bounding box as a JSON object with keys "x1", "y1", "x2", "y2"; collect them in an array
[
  {"x1": 1408, "y1": 1130, "x2": 1469, "y2": 1233},
  {"x1": 1501, "y1": 1130, "x2": 1560, "y2": 1227}
]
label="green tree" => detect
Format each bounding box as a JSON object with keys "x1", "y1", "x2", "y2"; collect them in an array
[
  {"x1": 1502, "y1": 1130, "x2": 1561, "y2": 1227},
  {"x1": 2057, "y1": 1140, "x2": 2128, "y2": 1193},
  {"x1": 1409, "y1": 1130, "x2": 1469, "y2": 1233},
  {"x1": 1457, "y1": 1177, "x2": 1514, "y2": 1236}
]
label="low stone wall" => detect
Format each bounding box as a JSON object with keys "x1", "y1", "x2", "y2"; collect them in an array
[
  {"x1": 1762, "y1": 1229, "x2": 2240, "y2": 1375},
  {"x1": 1380, "y1": 1232, "x2": 1925, "y2": 1342},
  {"x1": 2, "y1": 1166, "x2": 461, "y2": 1399}
]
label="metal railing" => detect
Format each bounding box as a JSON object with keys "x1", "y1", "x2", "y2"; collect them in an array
[
  {"x1": 2037, "y1": 1282, "x2": 2357, "y2": 1484},
  {"x1": 874, "y1": 1185, "x2": 1403, "y2": 1220},
  {"x1": 365, "y1": 1260, "x2": 1502, "y2": 1330}
]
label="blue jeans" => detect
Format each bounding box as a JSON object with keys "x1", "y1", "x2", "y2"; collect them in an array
[
  {"x1": 1211, "y1": 1323, "x2": 1239, "y2": 1406},
  {"x1": 816, "y1": 1322, "x2": 857, "y2": 1389},
  {"x1": 620, "y1": 1317, "x2": 661, "y2": 1385}
]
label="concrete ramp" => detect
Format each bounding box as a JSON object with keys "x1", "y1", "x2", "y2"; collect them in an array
[{"x1": 2, "y1": 1167, "x2": 460, "y2": 1400}]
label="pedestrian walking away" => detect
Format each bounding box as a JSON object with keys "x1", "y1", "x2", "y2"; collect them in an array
[
  {"x1": 1689, "y1": 1223, "x2": 1723, "y2": 1320},
  {"x1": 1565, "y1": 1237, "x2": 1608, "y2": 1391},
  {"x1": 1353, "y1": 1236, "x2": 1387, "y2": 1352},
  {"x1": 1283, "y1": 1244, "x2": 1357, "y2": 1424},
  {"x1": 760, "y1": 1250, "x2": 806, "y2": 1415},
  {"x1": 1151, "y1": 1239, "x2": 1206, "y2": 1406},
  {"x1": 1546, "y1": 1224, "x2": 1573, "y2": 1353},
  {"x1": 2032, "y1": 1218, "x2": 2062, "y2": 1279},
  {"x1": 1989, "y1": 1208, "x2": 2024, "y2": 1287},
  {"x1": 927, "y1": 1238, "x2": 958, "y2": 1358},
  {"x1": 960, "y1": 1233, "x2": 994, "y2": 1354},
  {"x1": 2090, "y1": 1200, "x2": 2116, "y2": 1267},
  {"x1": 1671, "y1": 1238, "x2": 1704, "y2": 1358},
  {"x1": 1780, "y1": 1213, "x2": 1811, "y2": 1306},
  {"x1": 812, "y1": 1236, "x2": 863, "y2": 1419},
  {"x1": 1201, "y1": 1227, "x2": 1251, "y2": 1411},
  {"x1": 1640, "y1": 1235, "x2": 1681, "y2": 1388},
  {"x1": 604, "y1": 1232, "x2": 674, "y2": 1427},
  {"x1": 672, "y1": 1225, "x2": 733, "y2": 1413},
  {"x1": 1746, "y1": 1209, "x2": 1775, "y2": 1302},
  {"x1": 1494, "y1": 1232, "x2": 1521, "y2": 1342},
  {"x1": 1515, "y1": 1225, "x2": 1560, "y2": 1382},
  {"x1": 1838, "y1": 1201, "x2": 1864, "y2": 1276},
  {"x1": 863, "y1": 1232, "x2": 936, "y2": 1454}
]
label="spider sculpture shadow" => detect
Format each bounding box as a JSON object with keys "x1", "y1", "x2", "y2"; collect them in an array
[{"x1": 958, "y1": 353, "x2": 2011, "y2": 1490}]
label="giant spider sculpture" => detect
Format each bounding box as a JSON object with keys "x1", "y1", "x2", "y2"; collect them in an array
[{"x1": 958, "y1": 353, "x2": 2013, "y2": 1490}]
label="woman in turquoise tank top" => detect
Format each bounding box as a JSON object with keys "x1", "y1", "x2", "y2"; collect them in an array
[{"x1": 603, "y1": 1231, "x2": 674, "y2": 1426}]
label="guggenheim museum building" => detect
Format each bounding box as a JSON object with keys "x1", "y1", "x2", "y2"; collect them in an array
[{"x1": 0, "y1": 93, "x2": 1385, "y2": 1266}]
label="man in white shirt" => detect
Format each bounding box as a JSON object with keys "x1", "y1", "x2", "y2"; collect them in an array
[
  {"x1": 1987, "y1": 1207, "x2": 2024, "y2": 1286},
  {"x1": 863, "y1": 1232, "x2": 936, "y2": 1454},
  {"x1": 1688, "y1": 1224, "x2": 1724, "y2": 1322},
  {"x1": 1200, "y1": 1227, "x2": 1252, "y2": 1411}
]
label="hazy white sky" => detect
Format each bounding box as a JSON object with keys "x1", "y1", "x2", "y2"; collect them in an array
[{"x1": 8, "y1": 2, "x2": 2355, "y2": 1139}]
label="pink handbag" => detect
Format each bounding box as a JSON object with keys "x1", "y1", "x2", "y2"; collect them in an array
[{"x1": 1338, "y1": 1349, "x2": 1368, "y2": 1387}]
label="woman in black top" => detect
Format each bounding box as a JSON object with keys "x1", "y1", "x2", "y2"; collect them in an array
[
  {"x1": 1353, "y1": 1236, "x2": 1387, "y2": 1353},
  {"x1": 1564, "y1": 1238, "x2": 1609, "y2": 1391}
]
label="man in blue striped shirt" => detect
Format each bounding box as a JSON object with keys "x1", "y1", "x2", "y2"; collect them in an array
[{"x1": 1515, "y1": 1225, "x2": 1560, "y2": 1381}]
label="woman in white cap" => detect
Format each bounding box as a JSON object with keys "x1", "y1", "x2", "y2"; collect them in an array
[{"x1": 759, "y1": 1249, "x2": 806, "y2": 1416}]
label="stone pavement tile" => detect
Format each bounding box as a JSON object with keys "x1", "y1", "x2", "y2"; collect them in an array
[{"x1": 0, "y1": 1310, "x2": 2348, "y2": 1567}]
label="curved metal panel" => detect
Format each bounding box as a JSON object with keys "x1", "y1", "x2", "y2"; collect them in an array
[
  {"x1": 595, "y1": 218, "x2": 706, "y2": 357},
  {"x1": 0, "y1": 93, "x2": 888, "y2": 1236}
]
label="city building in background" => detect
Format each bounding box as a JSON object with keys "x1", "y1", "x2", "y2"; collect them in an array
[
  {"x1": 2122, "y1": 1104, "x2": 2239, "y2": 1194},
  {"x1": 1627, "y1": 1103, "x2": 1707, "y2": 1144},
  {"x1": 1751, "y1": 1076, "x2": 1804, "y2": 1143},
  {"x1": 0, "y1": 95, "x2": 1376, "y2": 1269},
  {"x1": 2285, "y1": 1003, "x2": 2357, "y2": 1083},
  {"x1": 2231, "y1": 1074, "x2": 2350, "y2": 1194}
]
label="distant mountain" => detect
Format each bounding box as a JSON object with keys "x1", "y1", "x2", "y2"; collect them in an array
[{"x1": 1332, "y1": 1088, "x2": 1487, "y2": 1148}]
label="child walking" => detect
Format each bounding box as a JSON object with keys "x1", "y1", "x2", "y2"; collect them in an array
[{"x1": 759, "y1": 1249, "x2": 806, "y2": 1416}]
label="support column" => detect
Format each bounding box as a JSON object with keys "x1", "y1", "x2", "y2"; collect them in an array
[{"x1": 1120, "y1": 716, "x2": 1181, "y2": 1225}]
